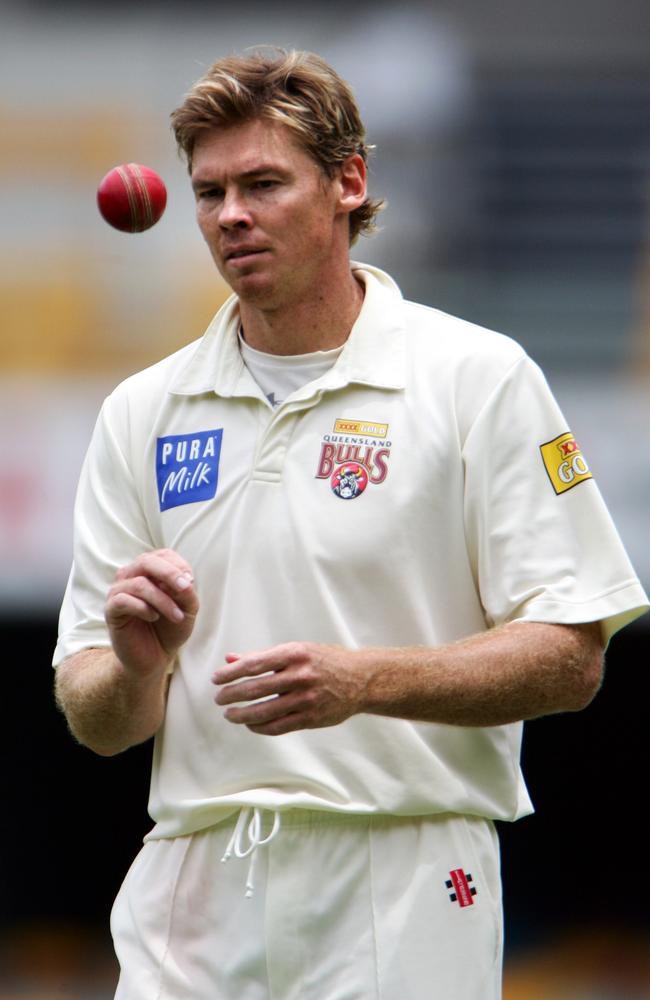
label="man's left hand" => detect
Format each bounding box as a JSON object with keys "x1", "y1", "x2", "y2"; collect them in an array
[{"x1": 212, "y1": 642, "x2": 369, "y2": 735}]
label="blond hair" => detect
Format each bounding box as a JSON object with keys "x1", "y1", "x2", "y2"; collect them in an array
[{"x1": 170, "y1": 48, "x2": 384, "y2": 243}]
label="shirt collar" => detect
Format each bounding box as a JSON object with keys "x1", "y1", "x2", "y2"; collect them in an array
[{"x1": 168, "y1": 262, "x2": 406, "y2": 398}]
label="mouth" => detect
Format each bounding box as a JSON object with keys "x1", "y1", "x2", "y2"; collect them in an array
[{"x1": 225, "y1": 248, "x2": 268, "y2": 264}]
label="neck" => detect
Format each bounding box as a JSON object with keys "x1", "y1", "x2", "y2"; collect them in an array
[{"x1": 239, "y1": 265, "x2": 365, "y2": 356}]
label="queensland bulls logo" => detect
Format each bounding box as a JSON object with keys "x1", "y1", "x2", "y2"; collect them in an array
[
  {"x1": 316, "y1": 418, "x2": 392, "y2": 501},
  {"x1": 331, "y1": 462, "x2": 368, "y2": 500}
]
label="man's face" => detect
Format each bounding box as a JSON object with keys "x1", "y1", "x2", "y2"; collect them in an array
[{"x1": 191, "y1": 118, "x2": 347, "y2": 310}]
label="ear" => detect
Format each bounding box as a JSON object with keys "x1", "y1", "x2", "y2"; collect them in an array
[{"x1": 336, "y1": 153, "x2": 367, "y2": 216}]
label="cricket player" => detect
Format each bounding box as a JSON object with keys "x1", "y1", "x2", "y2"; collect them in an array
[{"x1": 54, "y1": 48, "x2": 648, "y2": 999}]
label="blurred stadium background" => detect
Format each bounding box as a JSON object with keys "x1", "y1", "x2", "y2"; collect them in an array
[{"x1": 1, "y1": 0, "x2": 649, "y2": 996}]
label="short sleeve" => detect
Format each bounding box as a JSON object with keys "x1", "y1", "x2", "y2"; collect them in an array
[
  {"x1": 53, "y1": 393, "x2": 155, "y2": 666},
  {"x1": 462, "y1": 356, "x2": 648, "y2": 643}
]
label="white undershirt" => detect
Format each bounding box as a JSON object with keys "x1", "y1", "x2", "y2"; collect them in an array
[{"x1": 238, "y1": 331, "x2": 344, "y2": 407}]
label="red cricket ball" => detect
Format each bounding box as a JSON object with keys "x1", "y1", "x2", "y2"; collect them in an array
[{"x1": 97, "y1": 163, "x2": 167, "y2": 232}]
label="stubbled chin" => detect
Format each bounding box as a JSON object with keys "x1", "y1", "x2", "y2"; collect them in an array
[{"x1": 230, "y1": 270, "x2": 279, "y2": 305}]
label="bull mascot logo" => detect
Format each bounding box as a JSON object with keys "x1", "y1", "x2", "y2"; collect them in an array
[{"x1": 331, "y1": 462, "x2": 368, "y2": 500}]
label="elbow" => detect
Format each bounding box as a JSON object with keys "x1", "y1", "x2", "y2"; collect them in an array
[
  {"x1": 84, "y1": 739, "x2": 130, "y2": 758},
  {"x1": 65, "y1": 722, "x2": 133, "y2": 757},
  {"x1": 566, "y1": 649, "x2": 605, "y2": 712},
  {"x1": 558, "y1": 620, "x2": 606, "y2": 713}
]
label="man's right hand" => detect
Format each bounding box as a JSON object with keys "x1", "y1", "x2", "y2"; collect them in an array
[{"x1": 105, "y1": 548, "x2": 199, "y2": 679}]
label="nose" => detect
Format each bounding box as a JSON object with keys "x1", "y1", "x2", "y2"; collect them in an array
[{"x1": 218, "y1": 189, "x2": 252, "y2": 230}]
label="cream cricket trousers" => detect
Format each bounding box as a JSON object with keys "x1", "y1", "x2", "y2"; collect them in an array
[{"x1": 111, "y1": 810, "x2": 503, "y2": 999}]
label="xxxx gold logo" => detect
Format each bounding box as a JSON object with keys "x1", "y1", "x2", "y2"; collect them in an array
[
  {"x1": 333, "y1": 419, "x2": 389, "y2": 438},
  {"x1": 540, "y1": 432, "x2": 593, "y2": 495}
]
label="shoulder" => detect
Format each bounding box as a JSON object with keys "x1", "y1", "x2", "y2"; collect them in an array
[
  {"x1": 83, "y1": 339, "x2": 206, "y2": 466},
  {"x1": 400, "y1": 300, "x2": 536, "y2": 429},
  {"x1": 355, "y1": 262, "x2": 528, "y2": 380},
  {"x1": 97, "y1": 337, "x2": 205, "y2": 437},
  {"x1": 402, "y1": 298, "x2": 527, "y2": 373},
  {"x1": 112, "y1": 338, "x2": 204, "y2": 403}
]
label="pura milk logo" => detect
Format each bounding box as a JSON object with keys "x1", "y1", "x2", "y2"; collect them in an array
[{"x1": 156, "y1": 429, "x2": 223, "y2": 511}]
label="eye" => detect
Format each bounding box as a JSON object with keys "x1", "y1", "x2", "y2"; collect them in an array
[
  {"x1": 197, "y1": 187, "x2": 223, "y2": 201},
  {"x1": 252, "y1": 179, "x2": 278, "y2": 191}
]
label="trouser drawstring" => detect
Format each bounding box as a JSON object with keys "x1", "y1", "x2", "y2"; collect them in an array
[{"x1": 221, "y1": 807, "x2": 281, "y2": 898}]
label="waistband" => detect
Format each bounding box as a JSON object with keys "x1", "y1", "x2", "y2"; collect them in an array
[{"x1": 218, "y1": 806, "x2": 478, "y2": 897}]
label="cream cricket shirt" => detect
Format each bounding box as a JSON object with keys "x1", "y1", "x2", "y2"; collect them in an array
[{"x1": 54, "y1": 264, "x2": 648, "y2": 839}]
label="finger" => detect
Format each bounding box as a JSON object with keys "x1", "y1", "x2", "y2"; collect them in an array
[
  {"x1": 213, "y1": 647, "x2": 293, "y2": 684},
  {"x1": 212, "y1": 653, "x2": 241, "y2": 680},
  {"x1": 222, "y1": 689, "x2": 307, "y2": 726},
  {"x1": 247, "y1": 714, "x2": 309, "y2": 737},
  {"x1": 107, "y1": 576, "x2": 185, "y2": 624},
  {"x1": 116, "y1": 550, "x2": 195, "y2": 599},
  {"x1": 215, "y1": 671, "x2": 292, "y2": 706},
  {"x1": 116, "y1": 560, "x2": 199, "y2": 620},
  {"x1": 106, "y1": 592, "x2": 160, "y2": 625},
  {"x1": 117, "y1": 549, "x2": 192, "y2": 584},
  {"x1": 147, "y1": 547, "x2": 195, "y2": 580}
]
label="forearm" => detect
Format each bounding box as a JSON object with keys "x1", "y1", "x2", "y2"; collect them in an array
[
  {"x1": 359, "y1": 621, "x2": 604, "y2": 727},
  {"x1": 55, "y1": 647, "x2": 170, "y2": 756},
  {"x1": 214, "y1": 621, "x2": 605, "y2": 736}
]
